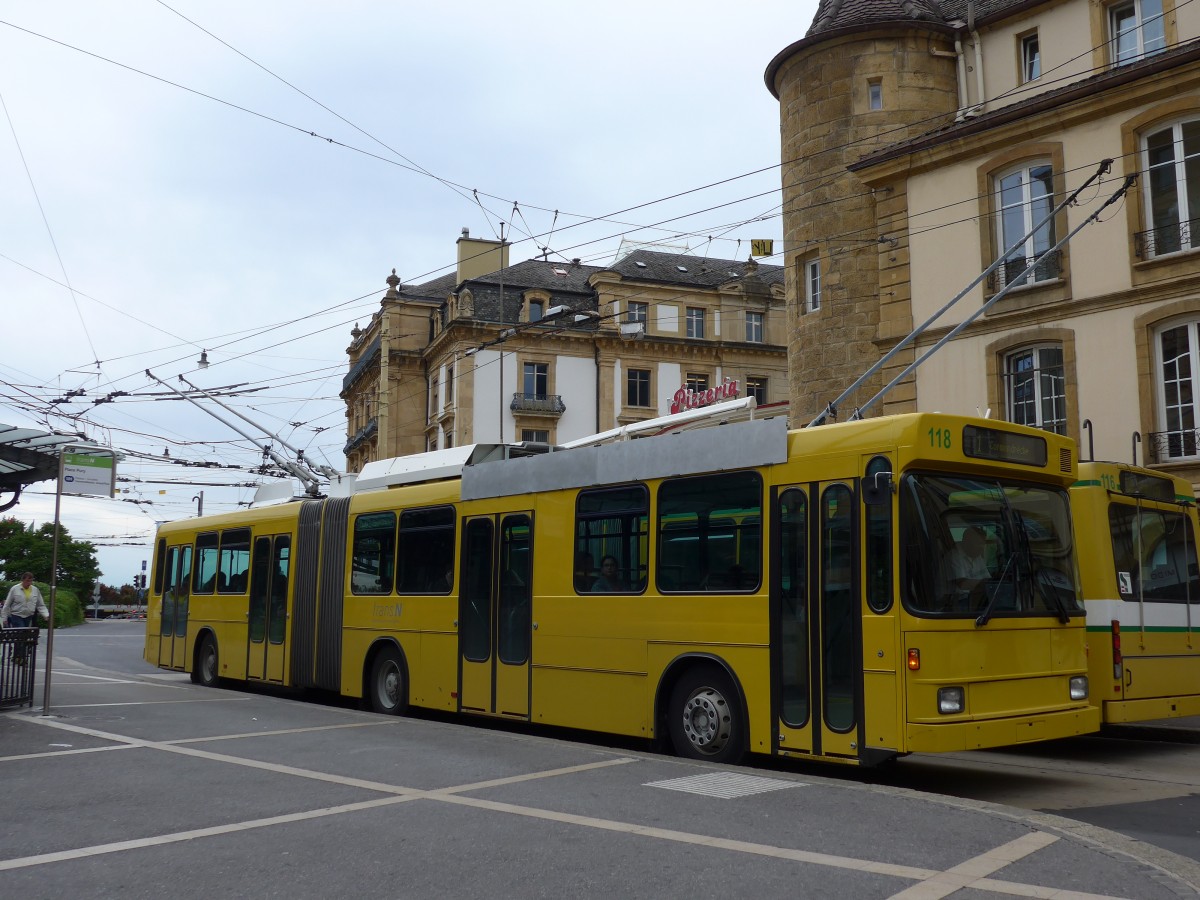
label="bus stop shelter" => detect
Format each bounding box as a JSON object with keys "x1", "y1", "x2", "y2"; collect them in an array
[{"x1": 0, "y1": 423, "x2": 86, "y2": 512}]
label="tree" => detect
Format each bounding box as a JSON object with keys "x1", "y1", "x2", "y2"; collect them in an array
[{"x1": 0, "y1": 517, "x2": 101, "y2": 598}]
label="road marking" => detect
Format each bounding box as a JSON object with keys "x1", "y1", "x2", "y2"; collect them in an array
[
  {"x1": 34, "y1": 697, "x2": 252, "y2": 709},
  {"x1": 0, "y1": 796, "x2": 420, "y2": 871},
  {"x1": 886, "y1": 832, "x2": 1072, "y2": 899},
  {"x1": 0, "y1": 715, "x2": 1145, "y2": 898}
]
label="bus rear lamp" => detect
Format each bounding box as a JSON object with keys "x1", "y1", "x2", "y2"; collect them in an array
[
  {"x1": 1111, "y1": 619, "x2": 1122, "y2": 681},
  {"x1": 907, "y1": 648, "x2": 920, "y2": 671},
  {"x1": 1069, "y1": 675, "x2": 1089, "y2": 701},
  {"x1": 937, "y1": 686, "x2": 964, "y2": 714}
]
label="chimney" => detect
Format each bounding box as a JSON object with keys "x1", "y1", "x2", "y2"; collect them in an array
[{"x1": 457, "y1": 228, "x2": 510, "y2": 284}]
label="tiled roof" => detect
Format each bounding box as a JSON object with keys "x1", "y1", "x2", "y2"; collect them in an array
[
  {"x1": 808, "y1": 0, "x2": 946, "y2": 35},
  {"x1": 465, "y1": 258, "x2": 602, "y2": 293},
  {"x1": 398, "y1": 272, "x2": 456, "y2": 302},
  {"x1": 606, "y1": 250, "x2": 785, "y2": 288}
]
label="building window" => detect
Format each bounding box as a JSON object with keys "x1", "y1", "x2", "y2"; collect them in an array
[
  {"x1": 528, "y1": 300, "x2": 544, "y2": 322},
  {"x1": 521, "y1": 429, "x2": 549, "y2": 443},
  {"x1": 445, "y1": 364, "x2": 454, "y2": 403},
  {"x1": 686, "y1": 373, "x2": 709, "y2": 394},
  {"x1": 443, "y1": 425, "x2": 453, "y2": 449},
  {"x1": 1157, "y1": 321, "x2": 1200, "y2": 459},
  {"x1": 1004, "y1": 346, "x2": 1066, "y2": 434},
  {"x1": 1141, "y1": 120, "x2": 1200, "y2": 257},
  {"x1": 994, "y1": 163, "x2": 1058, "y2": 288},
  {"x1": 627, "y1": 301, "x2": 648, "y2": 324},
  {"x1": 804, "y1": 257, "x2": 821, "y2": 312},
  {"x1": 745, "y1": 311, "x2": 764, "y2": 343},
  {"x1": 522, "y1": 362, "x2": 548, "y2": 399},
  {"x1": 686, "y1": 307, "x2": 705, "y2": 339},
  {"x1": 745, "y1": 377, "x2": 767, "y2": 405},
  {"x1": 429, "y1": 374, "x2": 439, "y2": 415},
  {"x1": 627, "y1": 369, "x2": 651, "y2": 407},
  {"x1": 1021, "y1": 32, "x2": 1041, "y2": 82},
  {"x1": 868, "y1": 80, "x2": 883, "y2": 111},
  {"x1": 1110, "y1": 0, "x2": 1165, "y2": 65}
]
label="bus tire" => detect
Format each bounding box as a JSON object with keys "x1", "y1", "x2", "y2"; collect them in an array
[
  {"x1": 668, "y1": 666, "x2": 744, "y2": 764},
  {"x1": 368, "y1": 646, "x2": 408, "y2": 716},
  {"x1": 194, "y1": 635, "x2": 219, "y2": 687}
]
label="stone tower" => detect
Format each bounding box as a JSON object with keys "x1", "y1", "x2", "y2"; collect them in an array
[{"x1": 765, "y1": 0, "x2": 960, "y2": 422}]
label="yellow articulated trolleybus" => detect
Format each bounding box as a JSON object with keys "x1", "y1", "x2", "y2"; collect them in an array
[
  {"x1": 1071, "y1": 461, "x2": 1200, "y2": 722},
  {"x1": 145, "y1": 409, "x2": 1099, "y2": 766}
]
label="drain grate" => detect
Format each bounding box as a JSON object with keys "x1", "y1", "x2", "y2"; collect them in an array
[{"x1": 645, "y1": 772, "x2": 802, "y2": 799}]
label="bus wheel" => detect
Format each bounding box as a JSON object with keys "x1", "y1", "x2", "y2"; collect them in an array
[
  {"x1": 195, "y1": 636, "x2": 219, "y2": 687},
  {"x1": 369, "y1": 647, "x2": 408, "y2": 716},
  {"x1": 668, "y1": 667, "x2": 744, "y2": 764}
]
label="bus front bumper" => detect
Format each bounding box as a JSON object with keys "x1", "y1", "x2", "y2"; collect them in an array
[{"x1": 905, "y1": 706, "x2": 1101, "y2": 753}]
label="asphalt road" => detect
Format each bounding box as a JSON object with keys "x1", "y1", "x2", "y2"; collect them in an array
[{"x1": 6, "y1": 619, "x2": 1197, "y2": 898}]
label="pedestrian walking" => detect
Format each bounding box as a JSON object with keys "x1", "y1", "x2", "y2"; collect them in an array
[{"x1": 2, "y1": 572, "x2": 49, "y2": 664}]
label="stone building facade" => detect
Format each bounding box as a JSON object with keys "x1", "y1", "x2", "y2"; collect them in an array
[
  {"x1": 767, "y1": 0, "x2": 1200, "y2": 482},
  {"x1": 342, "y1": 234, "x2": 786, "y2": 471}
]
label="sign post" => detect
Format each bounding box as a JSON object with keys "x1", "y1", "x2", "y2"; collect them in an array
[{"x1": 44, "y1": 444, "x2": 116, "y2": 716}]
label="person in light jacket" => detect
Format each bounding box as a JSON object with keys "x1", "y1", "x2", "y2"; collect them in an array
[
  {"x1": 2, "y1": 572, "x2": 49, "y2": 628},
  {"x1": 2, "y1": 572, "x2": 50, "y2": 664}
]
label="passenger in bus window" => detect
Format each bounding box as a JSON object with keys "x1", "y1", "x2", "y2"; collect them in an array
[
  {"x1": 591, "y1": 555, "x2": 627, "y2": 592},
  {"x1": 949, "y1": 526, "x2": 991, "y2": 593}
]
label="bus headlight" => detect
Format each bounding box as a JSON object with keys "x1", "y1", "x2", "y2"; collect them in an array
[
  {"x1": 937, "y1": 686, "x2": 964, "y2": 714},
  {"x1": 1069, "y1": 675, "x2": 1089, "y2": 701}
]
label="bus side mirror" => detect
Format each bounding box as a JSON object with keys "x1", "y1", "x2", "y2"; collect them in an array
[{"x1": 862, "y1": 471, "x2": 893, "y2": 507}]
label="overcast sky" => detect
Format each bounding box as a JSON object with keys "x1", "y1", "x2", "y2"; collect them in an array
[{"x1": 0, "y1": 0, "x2": 815, "y2": 584}]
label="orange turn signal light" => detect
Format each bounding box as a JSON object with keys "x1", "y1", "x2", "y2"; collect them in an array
[{"x1": 907, "y1": 648, "x2": 920, "y2": 671}]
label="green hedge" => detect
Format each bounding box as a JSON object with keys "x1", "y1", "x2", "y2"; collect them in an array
[{"x1": 0, "y1": 581, "x2": 83, "y2": 628}]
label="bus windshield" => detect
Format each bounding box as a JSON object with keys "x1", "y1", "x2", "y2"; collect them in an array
[{"x1": 901, "y1": 473, "x2": 1082, "y2": 619}]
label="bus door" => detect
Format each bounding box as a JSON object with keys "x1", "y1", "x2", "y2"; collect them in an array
[
  {"x1": 247, "y1": 535, "x2": 291, "y2": 683},
  {"x1": 772, "y1": 482, "x2": 860, "y2": 759},
  {"x1": 1114, "y1": 499, "x2": 1200, "y2": 701},
  {"x1": 459, "y1": 512, "x2": 533, "y2": 718},
  {"x1": 158, "y1": 543, "x2": 193, "y2": 670}
]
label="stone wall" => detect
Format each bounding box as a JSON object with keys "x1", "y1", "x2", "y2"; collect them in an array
[{"x1": 771, "y1": 28, "x2": 958, "y2": 421}]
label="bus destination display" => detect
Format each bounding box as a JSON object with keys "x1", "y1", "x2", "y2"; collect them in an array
[{"x1": 962, "y1": 425, "x2": 1047, "y2": 467}]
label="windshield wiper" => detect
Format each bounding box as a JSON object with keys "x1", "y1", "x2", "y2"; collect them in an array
[
  {"x1": 975, "y1": 550, "x2": 1018, "y2": 627},
  {"x1": 977, "y1": 487, "x2": 1029, "y2": 627}
]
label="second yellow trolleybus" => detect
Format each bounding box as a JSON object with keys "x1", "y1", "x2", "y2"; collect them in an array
[{"x1": 1072, "y1": 461, "x2": 1200, "y2": 722}]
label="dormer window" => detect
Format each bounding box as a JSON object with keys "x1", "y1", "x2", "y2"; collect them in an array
[
  {"x1": 1109, "y1": 0, "x2": 1165, "y2": 65},
  {"x1": 529, "y1": 300, "x2": 544, "y2": 322},
  {"x1": 1020, "y1": 32, "x2": 1041, "y2": 82}
]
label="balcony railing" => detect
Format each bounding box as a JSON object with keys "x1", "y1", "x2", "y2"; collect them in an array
[
  {"x1": 1134, "y1": 219, "x2": 1199, "y2": 258},
  {"x1": 343, "y1": 417, "x2": 378, "y2": 455},
  {"x1": 1146, "y1": 429, "x2": 1200, "y2": 463},
  {"x1": 985, "y1": 249, "x2": 1061, "y2": 292},
  {"x1": 510, "y1": 393, "x2": 565, "y2": 416}
]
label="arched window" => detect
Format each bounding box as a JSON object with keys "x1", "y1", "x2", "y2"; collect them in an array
[
  {"x1": 993, "y1": 162, "x2": 1058, "y2": 288},
  {"x1": 1140, "y1": 119, "x2": 1200, "y2": 257},
  {"x1": 1004, "y1": 345, "x2": 1066, "y2": 434},
  {"x1": 1155, "y1": 320, "x2": 1200, "y2": 459}
]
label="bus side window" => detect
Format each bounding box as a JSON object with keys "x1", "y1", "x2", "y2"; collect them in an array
[{"x1": 575, "y1": 485, "x2": 649, "y2": 595}]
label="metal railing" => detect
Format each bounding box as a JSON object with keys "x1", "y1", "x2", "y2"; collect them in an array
[
  {"x1": 510, "y1": 393, "x2": 566, "y2": 415},
  {"x1": 343, "y1": 417, "x2": 378, "y2": 455},
  {"x1": 985, "y1": 249, "x2": 1061, "y2": 291},
  {"x1": 1146, "y1": 428, "x2": 1200, "y2": 463},
  {"x1": 0, "y1": 628, "x2": 39, "y2": 709},
  {"x1": 1134, "y1": 219, "x2": 1199, "y2": 258}
]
